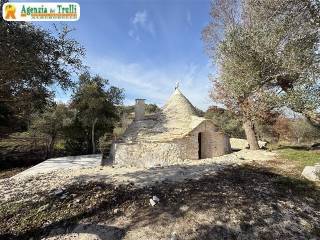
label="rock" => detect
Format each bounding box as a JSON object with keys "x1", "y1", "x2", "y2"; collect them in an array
[
  {"x1": 53, "y1": 188, "x2": 64, "y2": 196},
  {"x1": 259, "y1": 141, "x2": 267, "y2": 149},
  {"x1": 74, "y1": 198, "x2": 81, "y2": 204},
  {"x1": 42, "y1": 220, "x2": 52, "y2": 227},
  {"x1": 37, "y1": 203, "x2": 50, "y2": 212},
  {"x1": 152, "y1": 195, "x2": 160, "y2": 202},
  {"x1": 170, "y1": 231, "x2": 177, "y2": 240},
  {"x1": 310, "y1": 143, "x2": 320, "y2": 150},
  {"x1": 149, "y1": 198, "x2": 157, "y2": 206},
  {"x1": 302, "y1": 165, "x2": 320, "y2": 182},
  {"x1": 230, "y1": 138, "x2": 249, "y2": 150},
  {"x1": 60, "y1": 194, "x2": 67, "y2": 200},
  {"x1": 149, "y1": 196, "x2": 160, "y2": 206},
  {"x1": 179, "y1": 205, "x2": 189, "y2": 212},
  {"x1": 264, "y1": 217, "x2": 274, "y2": 224},
  {"x1": 113, "y1": 208, "x2": 119, "y2": 214},
  {"x1": 230, "y1": 138, "x2": 267, "y2": 150},
  {"x1": 216, "y1": 220, "x2": 222, "y2": 225}
]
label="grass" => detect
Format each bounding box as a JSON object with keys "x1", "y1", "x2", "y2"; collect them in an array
[{"x1": 277, "y1": 148, "x2": 320, "y2": 171}]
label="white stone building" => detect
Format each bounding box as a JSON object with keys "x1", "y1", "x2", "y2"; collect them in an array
[{"x1": 104, "y1": 88, "x2": 231, "y2": 167}]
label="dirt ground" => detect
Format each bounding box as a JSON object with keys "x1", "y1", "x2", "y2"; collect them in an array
[
  {"x1": 0, "y1": 167, "x2": 27, "y2": 179},
  {"x1": 0, "y1": 150, "x2": 319, "y2": 240}
]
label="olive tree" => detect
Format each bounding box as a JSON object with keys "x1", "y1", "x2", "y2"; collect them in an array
[
  {"x1": 30, "y1": 103, "x2": 74, "y2": 158},
  {"x1": 71, "y1": 73, "x2": 124, "y2": 153},
  {"x1": 0, "y1": 22, "x2": 85, "y2": 131},
  {"x1": 203, "y1": 0, "x2": 320, "y2": 149}
]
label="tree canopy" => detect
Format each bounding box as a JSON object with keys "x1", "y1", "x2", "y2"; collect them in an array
[
  {"x1": 0, "y1": 22, "x2": 85, "y2": 131},
  {"x1": 71, "y1": 72, "x2": 124, "y2": 153},
  {"x1": 203, "y1": 0, "x2": 320, "y2": 148}
]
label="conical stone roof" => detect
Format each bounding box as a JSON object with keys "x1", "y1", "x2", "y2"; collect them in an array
[
  {"x1": 121, "y1": 88, "x2": 209, "y2": 142},
  {"x1": 162, "y1": 88, "x2": 197, "y2": 118}
]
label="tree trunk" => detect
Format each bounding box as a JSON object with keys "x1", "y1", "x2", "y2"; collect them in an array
[
  {"x1": 243, "y1": 119, "x2": 260, "y2": 150},
  {"x1": 91, "y1": 118, "x2": 98, "y2": 154},
  {"x1": 45, "y1": 136, "x2": 52, "y2": 159},
  {"x1": 47, "y1": 134, "x2": 56, "y2": 159},
  {"x1": 297, "y1": 137, "x2": 301, "y2": 144},
  {"x1": 45, "y1": 137, "x2": 50, "y2": 159}
]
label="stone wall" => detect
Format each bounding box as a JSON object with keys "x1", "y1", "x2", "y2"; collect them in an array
[
  {"x1": 104, "y1": 120, "x2": 232, "y2": 167},
  {"x1": 109, "y1": 140, "x2": 188, "y2": 168},
  {"x1": 134, "y1": 99, "x2": 145, "y2": 121},
  {"x1": 187, "y1": 121, "x2": 231, "y2": 158},
  {"x1": 212, "y1": 132, "x2": 232, "y2": 156},
  {"x1": 230, "y1": 138, "x2": 267, "y2": 150}
]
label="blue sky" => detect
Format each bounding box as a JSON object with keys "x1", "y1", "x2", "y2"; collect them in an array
[{"x1": 25, "y1": 0, "x2": 215, "y2": 109}]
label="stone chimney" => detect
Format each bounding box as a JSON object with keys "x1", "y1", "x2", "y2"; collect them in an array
[{"x1": 135, "y1": 99, "x2": 145, "y2": 121}]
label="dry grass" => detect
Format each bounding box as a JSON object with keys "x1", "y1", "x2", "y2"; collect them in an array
[
  {"x1": 1, "y1": 150, "x2": 319, "y2": 239},
  {"x1": 1, "y1": 164, "x2": 319, "y2": 240}
]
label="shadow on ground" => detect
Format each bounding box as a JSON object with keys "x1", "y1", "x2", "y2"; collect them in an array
[{"x1": 1, "y1": 165, "x2": 320, "y2": 240}]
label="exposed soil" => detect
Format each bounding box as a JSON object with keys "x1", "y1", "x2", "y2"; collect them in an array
[
  {"x1": 1, "y1": 150, "x2": 319, "y2": 240},
  {"x1": 0, "y1": 167, "x2": 27, "y2": 179}
]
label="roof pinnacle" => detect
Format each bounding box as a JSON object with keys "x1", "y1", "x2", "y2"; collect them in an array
[{"x1": 175, "y1": 81, "x2": 180, "y2": 90}]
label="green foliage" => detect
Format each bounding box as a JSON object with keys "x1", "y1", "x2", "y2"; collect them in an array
[
  {"x1": 117, "y1": 103, "x2": 159, "y2": 116},
  {"x1": 30, "y1": 103, "x2": 74, "y2": 157},
  {"x1": 117, "y1": 105, "x2": 134, "y2": 116},
  {"x1": 69, "y1": 72, "x2": 124, "y2": 154},
  {"x1": 73, "y1": 73, "x2": 118, "y2": 125},
  {"x1": 113, "y1": 103, "x2": 160, "y2": 139},
  {"x1": 204, "y1": 0, "x2": 320, "y2": 125},
  {"x1": 0, "y1": 21, "x2": 126, "y2": 161},
  {"x1": 30, "y1": 104, "x2": 74, "y2": 138},
  {"x1": 145, "y1": 103, "x2": 160, "y2": 114},
  {"x1": 205, "y1": 106, "x2": 245, "y2": 138},
  {"x1": 63, "y1": 116, "x2": 90, "y2": 155},
  {"x1": 113, "y1": 126, "x2": 127, "y2": 138},
  {"x1": 0, "y1": 22, "x2": 85, "y2": 132},
  {"x1": 288, "y1": 119, "x2": 320, "y2": 144},
  {"x1": 273, "y1": 116, "x2": 320, "y2": 144},
  {"x1": 5, "y1": 72, "x2": 124, "y2": 157},
  {"x1": 278, "y1": 149, "x2": 320, "y2": 171}
]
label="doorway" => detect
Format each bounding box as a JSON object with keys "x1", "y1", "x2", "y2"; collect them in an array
[{"x1": 198, "y1": 132, "x2": 202, "y2": 159}]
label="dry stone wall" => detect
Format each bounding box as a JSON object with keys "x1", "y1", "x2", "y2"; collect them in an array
[
  {"x1": 107, "y1": 120, "x2": 232, "y2": 167},
  {"x1": 110, "y1": 140, "x2": 189, "y2": 168},
  {"x1": 188, "y1": 121, "x2": 231, "y2": 158}
]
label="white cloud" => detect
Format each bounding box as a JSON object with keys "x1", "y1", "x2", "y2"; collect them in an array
[
  {"x1": 129, "y1": 10, "x2": 155, "y2": 41},
  {"x1": 132, "y1": 10, "x2": 147, "y2": 25},
  {"x1": 89, "y1": 56, "x2": 212, "y2": 110}
]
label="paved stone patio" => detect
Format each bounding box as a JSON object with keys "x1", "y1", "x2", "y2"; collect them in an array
[{"x1": 13, "y1": 154, "x2": 102, "y2": 179}]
